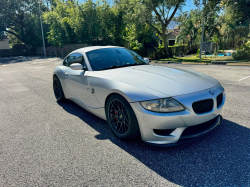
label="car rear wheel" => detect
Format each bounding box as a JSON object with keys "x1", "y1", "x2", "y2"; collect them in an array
[
  {"x1": 53, "y1": 75, "x2": 65, "y2": 102},
  {"x1": 106, "y1": 94, "x2": 141, "y2": 141}
]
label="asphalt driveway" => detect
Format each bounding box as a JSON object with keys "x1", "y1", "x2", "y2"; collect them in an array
[{"x1": 0, "y1": 56, "x2": 250, "y2": 186}]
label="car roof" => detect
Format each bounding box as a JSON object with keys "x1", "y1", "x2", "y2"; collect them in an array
[{"x1": 71, "y1": 45, "x2": 124, "y2": 54}]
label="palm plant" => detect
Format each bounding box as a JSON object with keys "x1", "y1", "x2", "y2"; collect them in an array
[{"x1": 176, "y1": 10, "x2": 201, "y2": 50}]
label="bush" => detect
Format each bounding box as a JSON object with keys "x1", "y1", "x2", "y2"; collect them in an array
[
  {"x1": 148, "y1": 45, "x2": 173, "y2": 59},
  {"x1": 168, "y1": 47, "x2": 173, "y2": 58},
  {"x1": 232, "y1": 50, "x2": 249, "y2": 60},
  {"x1": 196, "y1": 49, "x2": 200, "y2": 57},
  {"x1": 130, "y1": 40, "x2": 143, "y2": 50},
  {"x1": 232, "y1": 41, "x2": 250, "y2": 60}
]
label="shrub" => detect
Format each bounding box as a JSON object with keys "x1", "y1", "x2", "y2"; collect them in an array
[
  {"x1": 242, "y1": 41, "x2": 250, "y2": 54},
  {"x1": 130, "y1": 40, "x2": 143, "y2": 50},
  {"x1": 149, "y1": 44, "x2": 173, "y2": 59},
  {"x1": 232, "y1": 50, "x2": 249, "y2": 60},
  {"x1": 168, "y1": 47, "x2": 173, "y2": 58},
  {"x1": 232, "y1": 41, "x2": 250, "y2": 60},
  {"x1": 196, "y1": 49, "x2": 200, "y2": 57}
]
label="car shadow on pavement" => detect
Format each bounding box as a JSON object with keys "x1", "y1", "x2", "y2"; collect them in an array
[{"x1": 58, "y1": 100, "x2": 250, "y2": 186}]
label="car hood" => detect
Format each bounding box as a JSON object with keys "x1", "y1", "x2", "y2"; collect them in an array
[{"x1": 95, "y1": 65, "x2": 219, "y2": 97}]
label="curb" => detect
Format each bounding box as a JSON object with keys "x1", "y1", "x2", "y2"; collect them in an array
[
  {"x1": 151, "y1": 60, "x2": 250, "y2": 65},
  {"x1": 150, "y1": 61, "x2": 181, "y2": 64},
  {"x1": 182, "y1": 62, "x2": 208, "y2": 65},
  {"x1": 150, "y1": 61, "x2": 208, "y2": 65},
  {"x1": 226, "y1": 63, "x2": 250, "y2": 66},
  {"x1": 211, "y1": 61, "x2": 228, "y2": 65}
]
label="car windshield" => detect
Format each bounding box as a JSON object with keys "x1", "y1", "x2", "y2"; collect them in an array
[{"x1": 86, "y1": 48, "x2": 149, "y2": 71}]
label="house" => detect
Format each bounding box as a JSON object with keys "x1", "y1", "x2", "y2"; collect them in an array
[
  {"x1": 0, "y1": 37, "x2": 10, "y2": 49},
  {"x1": 166, "y1": 27, "x2": 180, "y2": 46},
  {"x1": 159, "y1": 27, "x2": 181, "y2": 46},
  {"x1": 158, "y1": 21, "x2": 188, "y2": 46}
]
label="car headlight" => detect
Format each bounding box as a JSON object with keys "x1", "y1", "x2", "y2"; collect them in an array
[{"x1": 140, "y1": 98, "x2": 185, "y2": 113}]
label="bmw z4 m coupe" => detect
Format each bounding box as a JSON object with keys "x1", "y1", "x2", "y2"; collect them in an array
[{"x1": 53, "y1": 46, "x2": 225, "y2": 146}]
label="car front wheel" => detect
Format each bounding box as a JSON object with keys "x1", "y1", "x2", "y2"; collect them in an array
[
  {"x1": 53, "y1": 75, "x2": 66, "y2": 102},
  {"x1": 105, "y1": 94, "x2": 141, "y2": 141}
]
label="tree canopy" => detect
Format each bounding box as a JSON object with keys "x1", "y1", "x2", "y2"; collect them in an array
[
  {"x1": 0, "y1": 0, "x2": 50, "y2": 48},
  {"x1": 0, "y1": 0, "x2": 249, "y2": 55}
]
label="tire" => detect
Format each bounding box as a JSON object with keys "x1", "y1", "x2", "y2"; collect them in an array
[
  {"x1": 53, "y1": 75, "x2": 66, "y2": 102},
  {"x1": 105, "y1": 94, "x2": 141, "y2": 141}
]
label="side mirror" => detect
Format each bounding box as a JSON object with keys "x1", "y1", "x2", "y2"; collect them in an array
[
  {"x1": 82, "y1": 66, "x2": 88, "y2": 71},
  {"x1": 143, "y1": 58, "x2": 150, "y2": 63},
  {"x1": 70, "y1": 63, "x2": 83, "y2": 70}
]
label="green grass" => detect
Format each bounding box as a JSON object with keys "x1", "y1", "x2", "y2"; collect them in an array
[{"x1": 158, "y1": 55, "x2": 236, "y2": 63}]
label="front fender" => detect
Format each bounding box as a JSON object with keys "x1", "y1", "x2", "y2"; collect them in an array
[
  {"x1": 53, "y1": 66, "x2": 71, "y2": 98},
  {"x1": 87, "y1": 73, "x2": 167, "y2": 107}
]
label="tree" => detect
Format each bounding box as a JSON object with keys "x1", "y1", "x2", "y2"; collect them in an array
[
  {"x1": 96, "y1": 1, "x2": 114, "y2": 45},
  {"x1": 110, "y1": 4, "x2": 126, "y2": 46},
  {"x1": 124, "y1": 0, "x2": 185, "y2": 56},
  {"x1": 223, "y1": 0, "x2": 250, "y2": 26},
  {"x1": 43, "y1": 0, "x2": 79, "y2": 46},
  {"x1": 176, "y1": 9, "x2": 201, "y2": 50},
  {"x1": 0, "y1": 0, "x2": 48, "y2": 48},
  {"x1": 215, "y1": 4, "x2": 249, "y2": 49},
  {"x1": 212, "y1": 34, "x2": 219, "y2": 55}
]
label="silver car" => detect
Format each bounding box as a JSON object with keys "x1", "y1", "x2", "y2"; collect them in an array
[{"x1": 53, "y1": 46, "x2": 225, "y2": 146}]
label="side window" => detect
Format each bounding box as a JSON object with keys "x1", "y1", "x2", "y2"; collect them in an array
[
  {"x1": 64, "y1": 53, "x2": 88, "y2": 70},
  {"x1": 63, "y1": 55, "x2": 75, "y2": 67},
  {"x1": 67, "y1": 53, "x2": 79, "y2": 66},
  {"x1": 63, "y1": 57, "x2": 68, "y2": 66}
]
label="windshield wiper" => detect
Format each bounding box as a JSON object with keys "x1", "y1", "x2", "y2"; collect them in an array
[
  {"x1": 100, "y1": 65, "x2": 122, "y2": 70},
  {"x1": 121, "y1": 63, "x2": 149, "y2": 67},
  {"x1": 100, "y1": 63, "x2": 148, "y2": 71}
]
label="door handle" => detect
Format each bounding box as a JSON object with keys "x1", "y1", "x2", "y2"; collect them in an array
[{"x1": 65, "y1": 73, "x2": 68, "y2": 78}]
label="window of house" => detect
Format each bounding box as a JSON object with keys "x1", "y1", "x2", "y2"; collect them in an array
[{"x1": 169, "y1": 40, "x2": 175, "y2": 46}]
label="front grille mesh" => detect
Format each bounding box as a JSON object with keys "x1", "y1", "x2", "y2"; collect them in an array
[
  {"x1": 192, "y1": 99, "x2": 213, "y2": 114},
  {"x1": 181, "y1": 116, "x2": 219, "y2": 138},
  {"x1": 217, "y1": 93, "x2": 223, "y2": 107}
]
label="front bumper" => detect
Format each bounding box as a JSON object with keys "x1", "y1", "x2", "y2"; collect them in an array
[
  {"x1": 130, "y1": 84, "x2": 225, "y2": 145},
  {"x1": 149, "y1": 115, "x2": 223, "y2": 147}
]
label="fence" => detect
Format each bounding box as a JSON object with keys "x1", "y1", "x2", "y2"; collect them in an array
[
  {"x1": 170, "y1": 46, "x2": 189, "y2": 56},
  {"x1": 37, "y1": 44, "x2": 88, "y2": 58},
  {"x1": 0, "y1": 49, "x2": 36, "y2": 57},
  {"x1": 201, "y1": 42, "x2": 216, "y2": 53}
]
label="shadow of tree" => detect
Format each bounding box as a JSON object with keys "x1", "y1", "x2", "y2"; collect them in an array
[{"x1": 58, "y1": 100, "x2": 250, "y2": 186}]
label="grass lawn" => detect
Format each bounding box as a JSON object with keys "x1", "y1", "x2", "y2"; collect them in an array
[{"x1": 158, "y1": 55, "x2": 238, "y2": 63}]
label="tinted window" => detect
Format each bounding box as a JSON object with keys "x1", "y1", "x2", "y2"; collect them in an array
[
  {"x1": 86, "y1": 48, "x2": 148, "y2": 71},
  {"x1": 63, "y1": 53, "x2": 87, "y2": 69}
]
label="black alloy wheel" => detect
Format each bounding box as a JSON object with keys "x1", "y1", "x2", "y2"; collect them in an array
[
  {"x1": 109, "y1": 99, "x2": 130, "y2": 135},
  {"x1": 53, "y1": 76, "x2": 65, "y2": 102},
  {"x1": 106, "y1": 94, "x2": 140, "y2": 141}
]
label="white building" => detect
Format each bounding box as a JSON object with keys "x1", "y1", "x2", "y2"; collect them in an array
[{"x1": 0, "y1": 38, "x2": 10, "y2": 49}]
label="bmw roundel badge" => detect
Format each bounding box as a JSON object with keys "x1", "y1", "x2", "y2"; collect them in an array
[{"x1": 209, "y1": 90, "x2": 214, "y2": 95}]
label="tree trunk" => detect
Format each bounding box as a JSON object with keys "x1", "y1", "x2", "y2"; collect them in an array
[
  {"x1": 162, "y1": 27, "x2": 169, "y2": 57},
  {"x1": 190, "y1": 37, "x2": 192, "y2": 50}
]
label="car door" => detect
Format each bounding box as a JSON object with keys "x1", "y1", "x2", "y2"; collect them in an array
[{"x1": 64, "y1": 53, "x2": 100, "y2": 108}]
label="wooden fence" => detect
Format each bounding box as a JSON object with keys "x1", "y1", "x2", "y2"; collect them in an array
[
  {"x1": 0, "y1": 49, "x2": 36, "y2": 57},
  {"x1": 37, "y1": 44, "x2": 88, "y2": 58}
]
